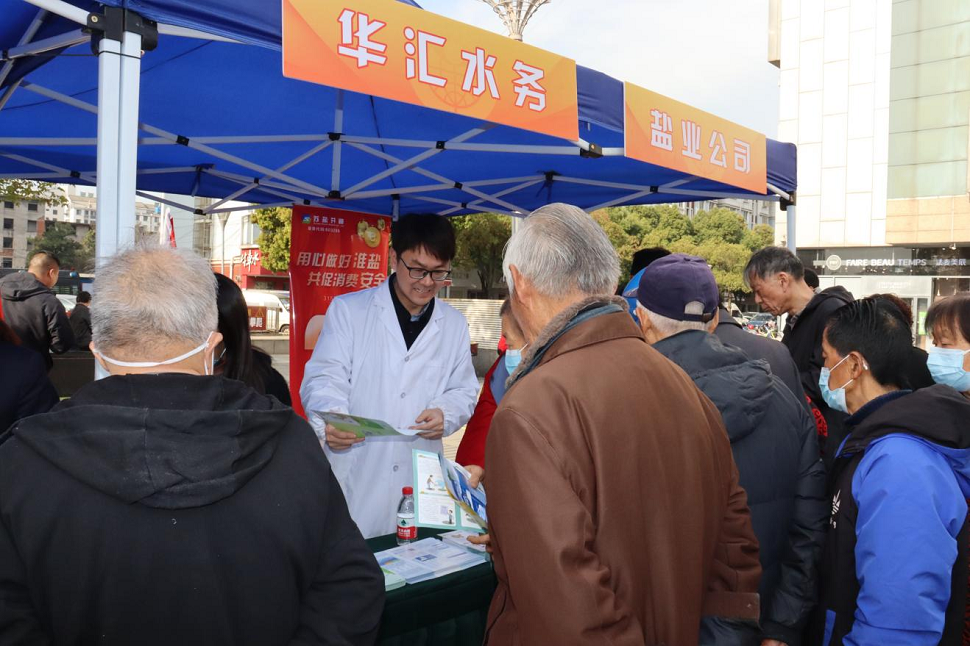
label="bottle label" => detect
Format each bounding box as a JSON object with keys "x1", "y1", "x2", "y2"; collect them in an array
[{"x1": 397, "y1": 517, "x2": 417, "y2": 540}]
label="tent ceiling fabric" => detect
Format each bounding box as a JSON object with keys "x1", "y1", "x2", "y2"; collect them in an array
[{"x1": 0, "y1": 0, "x2": 796, "y2": 217}]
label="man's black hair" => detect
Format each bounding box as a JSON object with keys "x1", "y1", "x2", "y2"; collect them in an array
[
  {"x1": 824, "y1": 298, "x2": 913, "y2": 389},
  {"x1": 630, "y1": 247, "x2": 671, "y2": 277},
  {"x1": 743, "y1": 246, "x2": 805, "y2": 287},
  {"x1": 804, "y1": 268, "x2": 820, "y2": 290},
  {"x1": 76, "y1": 290, "x2": 92, "y2": 304},
  {"x1": 28, "y1": 250, "x2": 61, "y2": 273},
  {"x1": 390, "y1": 214, "x2": 457, "y2": 263}
]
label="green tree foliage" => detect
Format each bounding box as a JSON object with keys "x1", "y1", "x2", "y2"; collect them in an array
[
  {"x1": 251, "y1": 207, "x2": 292, "y2": 273},
  {"x1": 0, "y1": 180, "x2": 66, "y2": 206},
  {"x1": 451, "y1": 213, "x2": 511, "y2": 298},
  {"x1": 28, "y1": 221, "x2": 93, "y2": 271},
  {"x1": 593, "y1": 204, "x2": 776, "y2": 296},
  {"x1": 693, "y1": 207, "x2": 747, "y2": 245}
]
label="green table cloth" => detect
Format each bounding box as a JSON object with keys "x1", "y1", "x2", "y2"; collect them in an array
[{"x1": 368, "y1": 528, "x2": 496, "y2": 645}]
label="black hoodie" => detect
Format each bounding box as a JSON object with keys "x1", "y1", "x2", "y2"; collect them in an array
[
  {"x1": 653, "y1": 331, "x2": 827, "y2": 645},
  {"x1": 782, "y1": 285, "x2": 854, "y2": 466},
  {"x1": 0, "y1": 272, "x2": 74, "y2": 370},
  {"x1": 0, "y1": 374, "x2": 383, "y2": 645}
]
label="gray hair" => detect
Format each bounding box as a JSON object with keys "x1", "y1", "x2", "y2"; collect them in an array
[
  {"x1": 92, "y1": 244, "x2": 218, "y2": 357},
  {"x1": 503, "y1": 203, "x2": 619, "y2": 298},
  {"x1": 641, "y1": 303, "x2": 711, "y2": 336},
  {"x1": 744, "y1": 246, "x2": 804, "y2": 287}
]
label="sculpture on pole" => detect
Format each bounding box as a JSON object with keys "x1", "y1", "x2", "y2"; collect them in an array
[{"x1": 480, "y1": 0, "x2": 551, "y2": 41}]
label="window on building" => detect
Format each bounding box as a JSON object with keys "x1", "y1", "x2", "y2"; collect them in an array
[
  {"x1": 3, "y1": 201, "x2": 13, "y2": 209},
  {"x1": 1, "y1": 258, "x2": 11, "y2": 269},
  {"x1": 2, "y1": 237, "x2": 12, "y2": 249},
  {"x1": 52, "y1": 209, "x2": 57, "y2": 216},
  {"x1": 241, "y1": 215, "x2": 261, "y2": 246},
  {"x1": 27, "y1": 221, "x2": 37, "y2": 233},
  {"x1": 2, "y1": 218, "x2": 12, "y2": 230},
  {"x1": 26, "y1": 203, "x2": 38, "y2": 212}
]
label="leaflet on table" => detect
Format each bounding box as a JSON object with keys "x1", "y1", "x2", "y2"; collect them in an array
[
  {"x1": 412, "y1": 450, "x2": 487, "y2": 531},
  {"x1": 320, "y1": 412, "x2": 421, "y2": 438},
  {"x1": 440, "y1": 529, "x2": 488, "y2": 555},
  {"x1": 381, "y1": 567, "x2": 406, "y2": 591},
  {"x1": 375, "y1": 538, "x2": 487, "y2": 585}
]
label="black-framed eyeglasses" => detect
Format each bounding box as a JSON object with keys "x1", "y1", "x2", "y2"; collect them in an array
[{"x1": 399, "y1": 259, "x2": 452, "y2": 282}]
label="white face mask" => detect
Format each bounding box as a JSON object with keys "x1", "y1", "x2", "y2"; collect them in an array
[{"x1": 96, "y1": 332, "x2": 216, "y2": 375}]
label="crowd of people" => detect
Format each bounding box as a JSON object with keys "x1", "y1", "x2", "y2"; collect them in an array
[{"x1": 0, "y1": 203, "x2": 968, "y2": 645}]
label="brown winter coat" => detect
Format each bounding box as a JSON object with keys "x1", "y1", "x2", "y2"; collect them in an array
[{"x1": 483, "y1": 297, "x2": 761, "y2": 646}]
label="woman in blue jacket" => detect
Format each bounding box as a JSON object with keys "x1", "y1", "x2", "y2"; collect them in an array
[{"x1": 811, "y1": 298, "x2": 970, "y2": 646}]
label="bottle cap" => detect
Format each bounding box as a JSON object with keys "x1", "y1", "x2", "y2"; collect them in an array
[{"x1": 402, "y1": 486, "x2": 413, "y2": 495}]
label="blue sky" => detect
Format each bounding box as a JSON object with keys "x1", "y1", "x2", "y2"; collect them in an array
[{"x1": 418, "y1": 0, "x2": 780, "y2": 136}]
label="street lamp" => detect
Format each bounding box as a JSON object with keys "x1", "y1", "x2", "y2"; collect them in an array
[{"x1": 480, "y1": 0, "x2": 551, "y2": 41}]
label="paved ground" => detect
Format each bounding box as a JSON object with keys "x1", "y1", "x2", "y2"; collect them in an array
[{"x1": 273, "y1": 353, "x2": 475, "y2": 461}]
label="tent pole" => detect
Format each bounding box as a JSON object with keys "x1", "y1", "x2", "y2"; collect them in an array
[
  {"x1": 95, "y1": 28, "x2": 141, "y2": 268},
  {"x1": 331, "y1": 90, "x2": 344, "y2": 194},
  {"x1": 786, "y1": 204, "x2": 797, "y2": 252}
]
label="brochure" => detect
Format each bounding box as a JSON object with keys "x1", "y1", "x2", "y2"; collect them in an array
[
  {"x1": 439, "y1": 529, "x2": 489, "y2": 555},
  {"x1": 412, "y1": 450, "x2": 486, "y2": 531},
  {"x1": 375, "y1": 538, "x2": 487, "y2": 585},
  {"x1": 320, "y1": 412, "x2": 421, "y2": 438},
  {"x1": 439, "y1": 454, "x2": 488, "y2": 527},
  {"x1": 381, "y1": 567, "x2": 406, "y2": 592}
]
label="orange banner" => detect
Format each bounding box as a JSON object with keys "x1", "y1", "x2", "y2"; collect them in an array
[
  {"x1": 282, "y1": 0, "x2": 579, "y2": 141},
  {"x1": 624, "y1": 83, "x2": 767, "y2": 193}
]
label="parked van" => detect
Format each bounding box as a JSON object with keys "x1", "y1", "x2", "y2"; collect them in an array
[{"x1": 242, "y1": 290, "x2": 291, "y2": 334}]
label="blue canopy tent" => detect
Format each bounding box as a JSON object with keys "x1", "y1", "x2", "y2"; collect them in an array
[{"x1": 0, "y1": 0, "x2": 797, "y2": 264}]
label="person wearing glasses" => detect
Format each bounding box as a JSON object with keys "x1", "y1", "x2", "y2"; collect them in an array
[{"x1": 300, "y1": 214, "x2": 478, "y2": 539}]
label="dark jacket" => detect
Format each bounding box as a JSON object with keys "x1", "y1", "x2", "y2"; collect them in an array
[
  {"x1": 0, "y1": 272, "x2": 74, "y2": 370},
  {"x1": 813, "y1": 386, "x2": 970, "y2": 646},
  {"x1": 485, "y1": 297, "x2": 761, "y2": 646},
  {"x1": 68, "y1": 302, "x2": 92, "y2": 351},
  {"x1": 715, "y1": 308, "x2": 806, "y2": 406},
  {"x1": 0, "y1": 343, "x2": 58, "y2": 432},
  {"x1": 252, "y1": 348, "x2": 292, "y2": 406},
  {"x1": 782, "y1": 286, "x2": 854, "y2": 466},
  {"x1": 0, "y1": 374, "x2": 384, "y2": 645},
  {"x1": 904, "y1": 346, "x2": 935, "y2": 390},
  {"x1": 654, "y1": 331, "x2": 827, "y2": 645}
]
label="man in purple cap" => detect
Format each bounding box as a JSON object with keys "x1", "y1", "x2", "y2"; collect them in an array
[{"x1": 633, "y1": 253, "x2": 828, "y2": 646}]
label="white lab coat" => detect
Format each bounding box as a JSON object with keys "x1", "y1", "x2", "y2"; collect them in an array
[{"x1": 300, "y1": 282, "x2": 479, "y2": 539}]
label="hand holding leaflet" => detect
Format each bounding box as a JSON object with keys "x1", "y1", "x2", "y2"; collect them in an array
[{"x1": 321, "y1": 412, "x2": 423, "y2": 438}]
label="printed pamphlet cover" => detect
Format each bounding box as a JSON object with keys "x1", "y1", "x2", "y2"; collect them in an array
[
  {"x1": 321, "y1": 412, "x2": 421, "y2": 438},
  {"x1": 412, "y1": 450, "x2": 487, "y2": 531},
  {"x1": 375, "y1": 538, "x2": 486, "y2": 585},
  {"x1": 440, "y1": 529, "x2": 488, "y2": 555}
]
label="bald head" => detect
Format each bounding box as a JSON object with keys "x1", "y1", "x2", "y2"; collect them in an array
[
  {"x1": 28, "y1": 251, "x2": 60, "y2": 288},
  {"x1": 92, "y1": 244, "x2": 218, "y2": 361}
]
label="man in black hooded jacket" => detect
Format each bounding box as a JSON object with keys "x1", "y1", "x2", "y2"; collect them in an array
[
  {"x1": 0, "y1": 245, "x2": 384, "y2": 646},
  {"x1": 744, "y1": 247, "x2": 854, "y2": 468},
  {"x1": 635, "y1": 254, "x2": 828, "y2": 645}
]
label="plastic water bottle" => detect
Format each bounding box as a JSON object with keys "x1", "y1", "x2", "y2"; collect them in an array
[{"x1": 396, "y1": 486, "x2": 416, "y2": 545}]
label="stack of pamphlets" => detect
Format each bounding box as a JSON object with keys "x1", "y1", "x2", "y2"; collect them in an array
[
  {"x1": 412, "y1": 450, "x2": 488, "y2": 531},
  {"x1": 375, "y1": 538, "x2": 487, "y2": 585},
  {"x1": 439, "y1": 529, "x2": 488, "y2": 555},
  {"x1": 381, "y1": 567, "x2": 406, "y2": 592}
]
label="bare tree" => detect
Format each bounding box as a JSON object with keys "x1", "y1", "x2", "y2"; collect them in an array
[{"x1": 480, "y1": 0, "x2": 551, "y2": 41}]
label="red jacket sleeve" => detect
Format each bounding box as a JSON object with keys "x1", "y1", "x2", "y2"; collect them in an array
[{"x1": 455, "y1": 357, "x2": 499, "y2": 469}]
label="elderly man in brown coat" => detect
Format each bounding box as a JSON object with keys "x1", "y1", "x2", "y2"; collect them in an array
[{"x1": 482, "y1": 203, "x2": 761, "y2": 646}]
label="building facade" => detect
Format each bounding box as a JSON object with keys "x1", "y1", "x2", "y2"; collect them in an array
[
  {"x1": 677, "y1": 198, "x2": 777, "y2": 229},
  {"x1": 1, "y1": 199, "x2": 44, "y2": 269},
  {"x1": 772, "y1": 0, "x2": 970, "y2": 342}
]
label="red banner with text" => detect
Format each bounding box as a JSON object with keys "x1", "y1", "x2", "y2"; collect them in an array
[{"x1": 288, "y1": 205, "x2": 391, "y2": 416}]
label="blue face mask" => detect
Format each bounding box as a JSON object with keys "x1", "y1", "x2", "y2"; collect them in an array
[
  {"x1": 505, "y1": 347, "x2": 524, "y2": 374},
  {"x1": 819, "y1": 354, "x2": 863, "y2": 414},
  {"x1": 927, "y1": 347, "x2": 970, "y2": 392}
]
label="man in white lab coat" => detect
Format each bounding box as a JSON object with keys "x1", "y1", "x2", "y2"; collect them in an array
[{"x1": 301, "y1": 214, "x2": 479, "y2": 539}]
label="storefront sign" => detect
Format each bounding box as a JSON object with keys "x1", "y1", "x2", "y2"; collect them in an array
[
  {"x1": 247, "y1": 305, "x2": 268, "y2": 332},
  {"x1": 282, "y1": 0, "x2": 579, "y2": 140},
  {"x1": 288, "y1": 205, "x2": 391, "y2": 417},
  {"x1": 814, "y1": 254, "x2": 968, "y2": 270},
  {"x1": 624, "y1": 83, "x2": 767, "y2": 193}
]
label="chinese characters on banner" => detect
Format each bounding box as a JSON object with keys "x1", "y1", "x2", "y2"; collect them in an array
[
  {"x1": 288, "y1": 205, "x2": 391, "y2": 416},
  {"x1": 247, "y1": 305, "x2": 268, "y2": 332},
  {"x1": 624, "y1": 83, "x2": 768, "y2": 193},
  {"x1": 282, "y1": 0, "x2": 579, "y2": 141}
]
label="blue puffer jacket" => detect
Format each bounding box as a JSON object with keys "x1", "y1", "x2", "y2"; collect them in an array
[
  {"x1": 813, "y1": 385, "x2": 970, "y2": 646},
  {"x1": 653, "y1": 331, "x2": 827, "y2": 645}
]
